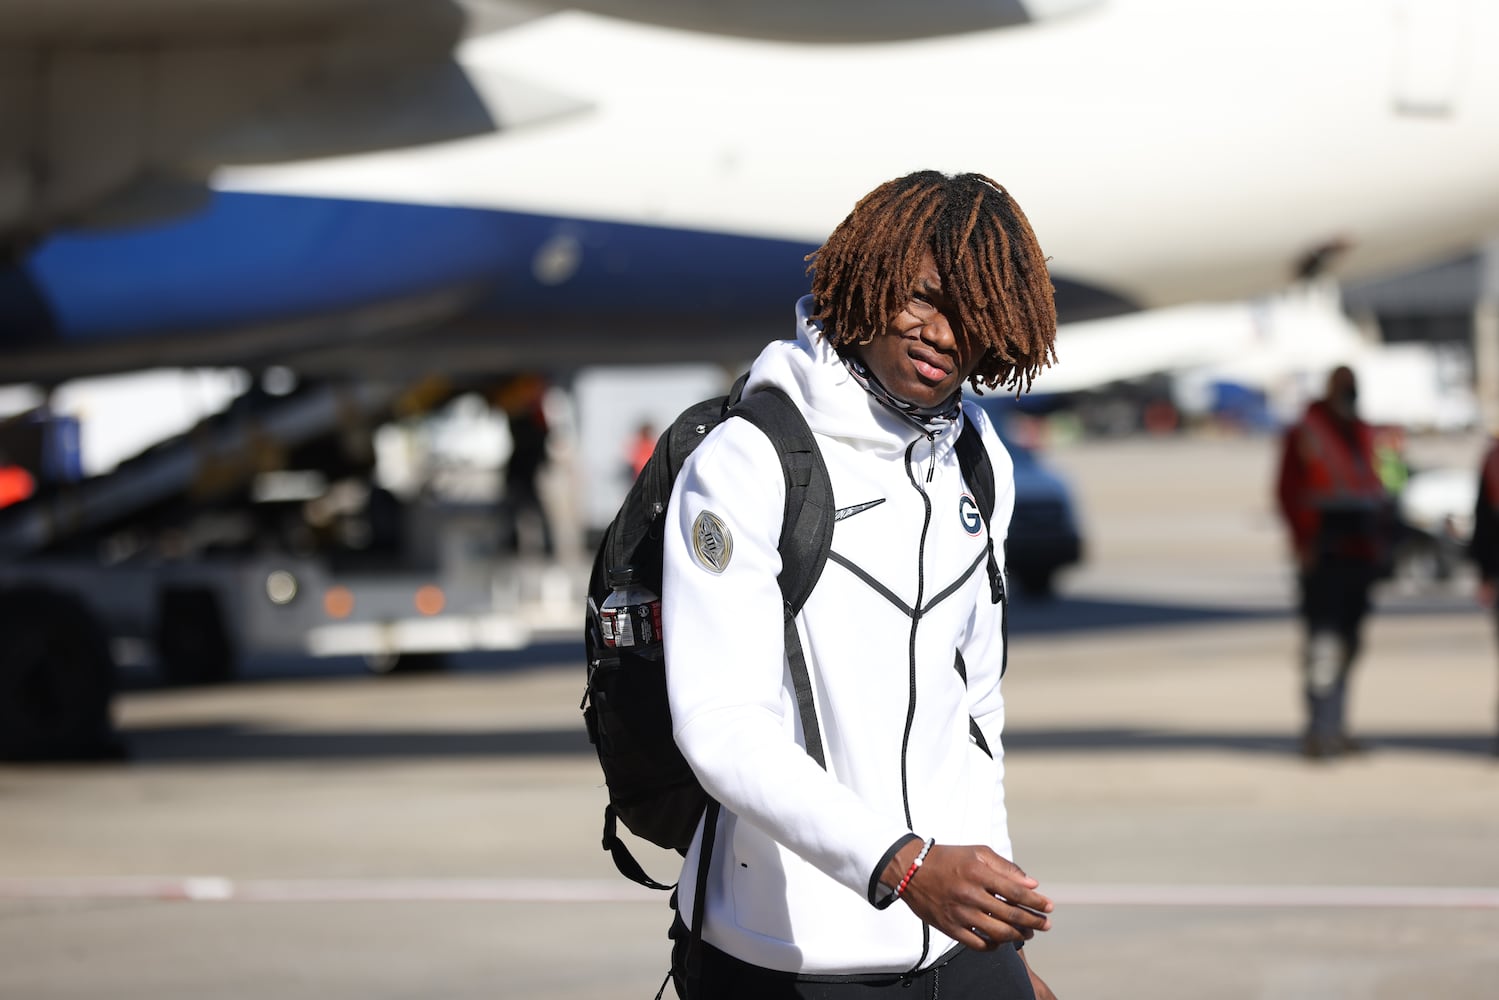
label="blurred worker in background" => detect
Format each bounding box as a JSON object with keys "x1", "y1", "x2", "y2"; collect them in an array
[
  {"x1": 496, "y1": 373, "x2": 555, "y2": 557},
  {"x1": 1370, "y1": 425, "x2": 1410, "y2": 496},
  {"x1": 0, "y1": 448, "x2": 35, "y2": 509},
  {"x1": 1466, "y1": 433, "x2": 1499, "y2": 755},
  {"x1": 628, "y1": 421, "x2": 657, "y2": 480},
  {"x1": 1275, "y1": 366, "x2": 1396, "y2": 760}
]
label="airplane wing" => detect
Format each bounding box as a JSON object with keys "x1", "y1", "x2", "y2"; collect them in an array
[
  {"x1": 0, "y1": 0, "x2": 1102, "y2": 247},
  {"x1": 0, "y1": 0, "x2": 483, "y2": 240},
  {"x1": 0, "y1": 0, "x2": 613, "y2": 245}
]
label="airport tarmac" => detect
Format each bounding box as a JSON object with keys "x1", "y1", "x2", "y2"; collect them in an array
[{"x1": 2, "y1": 432, "x2": 1497, "y2": 999}]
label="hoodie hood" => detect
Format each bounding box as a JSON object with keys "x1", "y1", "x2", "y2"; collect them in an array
[{"x1": 745, "y1": 296, "x2": 965, "y2": 459}]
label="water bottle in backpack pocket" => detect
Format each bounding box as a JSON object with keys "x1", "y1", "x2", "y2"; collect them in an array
[
  {"x1": 598, "y1": 566, "x2": 664, "y2": 652},
  {"x1": 585, "y1": 566, "x2": 705, "y2": 854}
]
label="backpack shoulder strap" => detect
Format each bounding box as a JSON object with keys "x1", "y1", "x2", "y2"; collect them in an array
[
  {"x1": 724, "y1": 371, "x2": 751, "y2": 407},
  {"x1": 955, "y1": 410, "x2": 1009, "y2": 682},
  {"x1": 954, "y1": 411, "x2": 996, "y2": 522},
  {"x1": 954, "y1": 411, "x2": 1003, "y2": 605},
  {"x1": 728, "y1": 386, "x2": 835, "y2": 616},
  {"x1": 726, "y1": 385, "x2": 834, "y2": 769}
]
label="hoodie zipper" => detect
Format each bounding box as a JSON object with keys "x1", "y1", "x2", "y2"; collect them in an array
[{"x1": 900, "y1": 437, "x2": 933, "y2": 971}]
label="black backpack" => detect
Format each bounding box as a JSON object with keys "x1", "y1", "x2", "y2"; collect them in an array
[
  {"x1": 580, "y1": 373, "x2": 1003, "y2": 990},
  {"x1": 583, "y1": 374, "x2": 836, "y2": 885}
]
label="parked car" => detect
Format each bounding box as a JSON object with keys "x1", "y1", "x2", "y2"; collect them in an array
[
  {"x1": 1002, "y1": 430, "x2": 1085, "y2": 597},
  {"x1": 975, "y1": 399, "x2": 1085, "y2": 597}
]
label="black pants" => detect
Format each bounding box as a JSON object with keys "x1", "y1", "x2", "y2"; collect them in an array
[
  {"x1": 671, "y1": 928, "x2": 1035, "y2": 1000},
  {"x1": 1297, "y1": 561, "x2": 1376, "y2": 744}
]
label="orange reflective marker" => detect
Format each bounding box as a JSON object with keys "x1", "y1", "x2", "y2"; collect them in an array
[
  {"x1": 414, "y1": 585, "x2": 446, "y2": 616},
  {"x1": 324, "y1": 586, "x2": 355, "y2": 619}
]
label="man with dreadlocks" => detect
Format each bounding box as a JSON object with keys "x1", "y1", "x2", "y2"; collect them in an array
[{"x1": 661, "y1": 170, "x2": 1060, "y2": 999}]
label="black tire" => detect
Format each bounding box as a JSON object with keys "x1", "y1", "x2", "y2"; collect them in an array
[
  {"x1": 156, "y1": 586, "x2": 237, "y2": 686},
  {"x1": 0, "y1": 586, "x2": 121, "y2": 761}
]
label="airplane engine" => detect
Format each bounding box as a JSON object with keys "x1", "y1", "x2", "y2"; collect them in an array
[
  {"x1": 0, "y1": 0, "x2": 488, "y2": 244},
  {"x1": 526, "y1": 0, "x2": 1101, "y2": 42}
]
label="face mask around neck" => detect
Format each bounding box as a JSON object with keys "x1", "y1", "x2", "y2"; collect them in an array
[{"x1": 842, "y1": 352, "x2": 961, "y2": 430}]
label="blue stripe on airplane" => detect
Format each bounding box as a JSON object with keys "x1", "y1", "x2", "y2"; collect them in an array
[{"x1": 20, "y1": 191, "x2": 818, "y2": 341}]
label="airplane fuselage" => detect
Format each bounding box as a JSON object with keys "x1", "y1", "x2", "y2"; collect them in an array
[{"x1": 6, "y1": 0, "x2": 1499, "y2": 380}]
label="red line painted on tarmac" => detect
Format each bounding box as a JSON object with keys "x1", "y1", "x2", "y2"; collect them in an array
[
  {"x1": 0, "y1": 877, "x2": 656, "y2": 904},
  {"x1": 2, "y1": 878, "x2": 1498, "y2": 909},
  {"x1": 1046, "y1": 883, "x2": 1499, "y2": 910}
]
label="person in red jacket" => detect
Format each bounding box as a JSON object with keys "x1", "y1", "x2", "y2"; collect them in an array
[
  {"x1": 1467, "y1": 434, "x2": 1499, "y2": 755},
  {"x1": 1275, "y1": 366, "x2": 1396, "y2": 759},
  {"x1": 0, "y1": 462, "x2": 34, "y2": 508}
]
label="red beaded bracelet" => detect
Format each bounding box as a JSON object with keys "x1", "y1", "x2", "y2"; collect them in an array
[{"x1": 895, "y1": 838, "x2": 936, "y2": 897}]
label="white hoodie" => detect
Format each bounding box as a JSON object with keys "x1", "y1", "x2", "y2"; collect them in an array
[{"x1": 662, "y1": 296, "x2": 1017, "y2": 976}]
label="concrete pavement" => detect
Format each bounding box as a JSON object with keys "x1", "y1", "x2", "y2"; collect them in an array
[{"x1": 2, "y1": 432, "x2": 1496, "y2": 999}]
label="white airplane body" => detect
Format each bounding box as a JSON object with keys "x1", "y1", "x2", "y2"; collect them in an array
[
  {"x1": 4, "y1": 0, "x2": 1499, "y2": 381},
  {"x1": 226, "y1": 0, "x2": 1499, "y2": 307}
]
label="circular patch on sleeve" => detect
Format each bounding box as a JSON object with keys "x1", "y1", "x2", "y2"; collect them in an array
[{"x1": 691, "y1": 510, "x2": 733, "y2": 574}]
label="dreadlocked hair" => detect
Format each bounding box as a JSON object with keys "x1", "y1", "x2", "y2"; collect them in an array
[{"x1": 806, "y1": 170, "x2": 1057, "y2": 395}]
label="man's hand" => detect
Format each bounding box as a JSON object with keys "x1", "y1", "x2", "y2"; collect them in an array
[{"x1": 883, "y1": 842, "x2": 1053, "y2": 951}]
